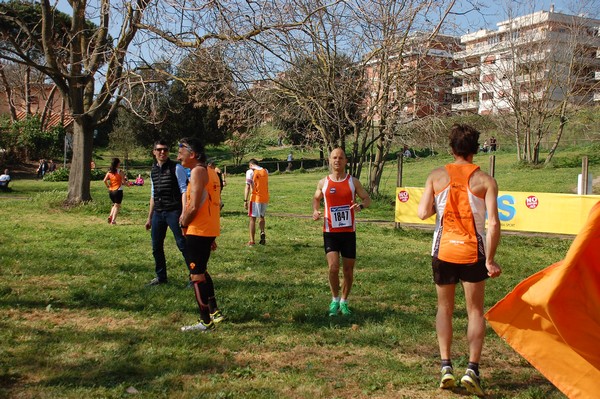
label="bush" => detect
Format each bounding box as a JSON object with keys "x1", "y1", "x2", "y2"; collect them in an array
[
  {"x1": 43, "y1": 167, "x2": 110, "y2": 182},
  {"x1": 43, "y1": 168, "x2": 70, "y2": 182}
]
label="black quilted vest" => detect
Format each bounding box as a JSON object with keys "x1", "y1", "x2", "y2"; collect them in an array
[{"x1": 151, "y1": 159, "x2": 183, "y2": 212}]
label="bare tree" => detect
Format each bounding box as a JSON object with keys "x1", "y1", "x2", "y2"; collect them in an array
[
  {"x1": 0, "y1": 0, "x2": 330, "y2": 204},
  {"x1": 240, "y1": 0, "x2": 460, "y2": 194}
]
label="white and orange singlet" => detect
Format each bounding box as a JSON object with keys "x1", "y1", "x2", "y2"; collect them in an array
[
  {"x1": 247, "y1": 166, "x2": 269, "y2": 204},
  {"x1": 322, "y1": 174, "x2": 356, "y2": 233},
  {"x1": 432, "y1": 164, "x2": 486, "y2": 264}
]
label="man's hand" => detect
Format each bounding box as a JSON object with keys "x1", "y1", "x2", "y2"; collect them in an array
[
  {"x1": 312, "y1": 210, "x2": 322, "y2": 221},
  {"x1": 486, "y1": 260, "x2": 502, "y2": 278}
]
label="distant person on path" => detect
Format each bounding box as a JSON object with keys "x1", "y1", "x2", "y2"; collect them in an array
[
  {"x1": 480, "y1": 140, "x2": 489, "y2": 153},
  {"x1": 178, "y1": 138, "x2": 224, "y2": 332},
  {"x1": 417, "y1": 123, "x2": 502, "y2": 397},
  {"x1": 489, "y1": 136, "x2": 497, "y2": 152},
  {"x1": 103, "y1": 158, "x2": 125, "y2": 225},
  {"x1": 145, "y1": 140, "x2": 188, "y2": 286},
  {"x1": 312, "y1": 148, "x2": 371, "y2": 317},
  {"x1": 286, "y1": 152, "x2": 293, "y2": 171},
  {"x1": 244, "y1": 159, "x2": 269, "y2": 246},
  {"x1": 48, "y1": 160, "x2": 56, "y2": 173},
  {"x1": 0, "y1": 169, "x2": 11, "y2": 190},
  {"x1": 37, "y1": 159, "x2": 48, "y2": 178}
]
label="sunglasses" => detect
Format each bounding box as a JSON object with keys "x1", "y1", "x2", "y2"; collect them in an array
[
  {"x1": 178, "y1": 143, "x2": 193, "y2": 152},
  {"x1": 154, "y1": 147, "x2": 169, "y2": 152}
]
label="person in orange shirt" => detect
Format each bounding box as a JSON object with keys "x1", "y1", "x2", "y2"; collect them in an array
[
  {"x1": 312, "y1": 148, "x2": 371, "y2": 317},
  {"x1": 177, "y1": 137, "x2": 224, "y2": 332},
  {"x1": 418, "y1": 124, "x2": 501, "y2": 397},
  {"x1": 103, "y1": 158, "x2": 126, "y2": 225},
  {"x1": 244, "y1": 159, "x2": 269, "y2": 246}
]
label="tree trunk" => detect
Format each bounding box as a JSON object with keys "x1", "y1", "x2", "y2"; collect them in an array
[
  {"x1": 66, "y1": 117, "x2": 93, "y2": 204},
  {"x1": 0, "y1": 65, "x2": 17, "y2": 122},
  {"x1": 545, "y1": 115, "x2": 567, "y2": 165},
  {"x1": 369, "y1": 134, "x2": 387, "y2": 196},
  {"x1": 513, "y1": 119, "x2": 521, "y2": 161},
  {"x1": 25, "y1": 66, "x2": 31, "y2": 115}
]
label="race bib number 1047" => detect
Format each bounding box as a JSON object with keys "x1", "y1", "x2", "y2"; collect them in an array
[{"x1": 330, "y1": 205, "x2": 351, "y2": 228}]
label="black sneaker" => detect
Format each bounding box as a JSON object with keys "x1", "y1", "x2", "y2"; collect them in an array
[
  {"x1": 146, "y1": 277, "x2": 167, "y2": 286},
  {"x1": 259, "y1": 231, "x2": 266, "y2": 245}
]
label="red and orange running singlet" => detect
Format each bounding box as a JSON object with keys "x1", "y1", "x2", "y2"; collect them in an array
[{"x1": 322, "y1": 174, "x2": 356, "y2": 233}]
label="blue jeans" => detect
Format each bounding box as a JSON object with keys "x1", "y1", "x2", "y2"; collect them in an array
[{"x1": 151, "y1": 209, "x2": 186, "y2": 281}]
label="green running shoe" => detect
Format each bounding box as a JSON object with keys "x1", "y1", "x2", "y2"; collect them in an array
[
  {"x1": 461, "y1": 369, "x2": 485, "y2": 397},
  {"x1": 328, "y1": 300, "x2": 340, "y2": 316},
  {"x1": 439, "y1": 366, "x2": 456, "y2": 389},
  {"x1": 339, "y1": 302, "x2": 352, "y2": 316},
  {"x1": 210, "y1": 310, "x2": 226, "y2": 324}
]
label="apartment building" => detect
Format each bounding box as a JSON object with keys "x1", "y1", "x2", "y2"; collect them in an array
[
  {"x1": 452, "y1": 9, "x2": 600, "y2": 115},
  {"x1": 365, "y1": 32, "x2": 462, "y2": 122}
]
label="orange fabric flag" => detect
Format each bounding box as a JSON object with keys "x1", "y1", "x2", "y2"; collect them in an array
[{"x1": 485, "y1": 201, "x2": 600, "y2": 399}]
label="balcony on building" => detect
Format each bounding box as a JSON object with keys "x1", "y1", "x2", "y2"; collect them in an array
[
  {"x1": 453, "y1": 65, "x2": 480, "y2": 78},
  {"x1": 451, "y1": 101, "x2": 479, "y2": 111},
  {"x1": 452, "y1": 83, "x2": 479, "y2": 94}
]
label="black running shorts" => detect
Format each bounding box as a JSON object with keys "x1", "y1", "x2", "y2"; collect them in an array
[
  {"x1": 432, "y1": 257, "x2": 489, "y2": 285},
  {"x1": 108, "y1": 189, "x2": 123, "y2": 204},
  {"x1": 323, "y1": 232, "x2": 356, "y2": 259}
]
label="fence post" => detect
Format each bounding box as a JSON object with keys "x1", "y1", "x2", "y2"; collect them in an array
[
  {"x1": 582, "y1": 156, "x2": 589, "y2": 195},
  {"x1": 489, "y1": 155, "x2": 496, "y2": 178},
  {"x1": 276, "y1": 162, "x2": 280, "y2": 172},
  {"x1": 395, "y1": 153, "x2": 403, "y2": 229}
]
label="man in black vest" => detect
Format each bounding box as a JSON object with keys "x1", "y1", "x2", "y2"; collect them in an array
[{"x1": 145, "y1": 140, "x2": 188, "y2": 285}]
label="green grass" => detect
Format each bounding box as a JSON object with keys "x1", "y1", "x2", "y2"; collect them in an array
[{"x1": 2, "y1": 148, "x2": 595, "y2": 398}]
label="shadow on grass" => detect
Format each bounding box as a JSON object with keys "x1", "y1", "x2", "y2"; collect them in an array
[{"x1": 3, "y1": 323, "x2": 231, "y2": 391}]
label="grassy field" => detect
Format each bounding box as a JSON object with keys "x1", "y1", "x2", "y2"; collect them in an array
[{"x1": 1, "y1": 149, "x2": 596, "y2": 398}]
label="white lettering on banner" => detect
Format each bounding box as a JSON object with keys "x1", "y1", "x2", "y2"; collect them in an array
[{"x1": 330, "y1": 205, "x2": 351, "y2": 228}]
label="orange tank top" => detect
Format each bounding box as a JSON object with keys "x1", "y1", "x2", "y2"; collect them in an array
[
  {"x1": 186, "y1": 167, "x2": 221, "y2": 237},
  {"x1": 432, "y1": 164, "x2": 486, "y2": 264},
  {"x1": 251, "y1": 168, "x2": 269, "y2": 203},
  {"x1": 322, "y1": 174, "x2": 356, "y2": 233},
  {"x1": 107, "y1": 170, "x2": 123, "y2": 191}
]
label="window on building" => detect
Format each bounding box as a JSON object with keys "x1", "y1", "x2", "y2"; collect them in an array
[{"x1": 482, "y1": 92, "x2": 494, "y2": 101}]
